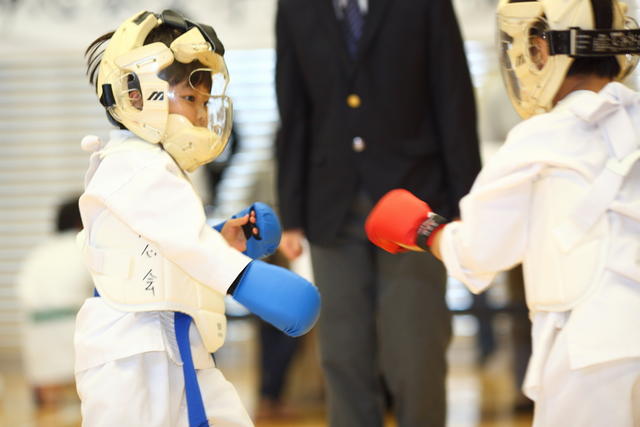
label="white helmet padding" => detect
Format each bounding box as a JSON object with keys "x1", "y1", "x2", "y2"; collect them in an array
[
  {"x1": 96, "y1": 10, "x2": 232, "y2": 172},
  {"x1": 497, "y1": 0, "x2": 639, "y2": 119}
]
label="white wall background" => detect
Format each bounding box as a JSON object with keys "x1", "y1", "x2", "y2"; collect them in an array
[{"x1": 0, "y1": 0, "x2": 278, "y2": 52}]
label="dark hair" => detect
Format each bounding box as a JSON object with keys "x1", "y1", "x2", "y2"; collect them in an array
[
  {"x1": 56, "y1": 197, "x2": 82, "y2": 232},
  {"x1": 85, "y1": 30, "x2": 127, "y2": 128}
]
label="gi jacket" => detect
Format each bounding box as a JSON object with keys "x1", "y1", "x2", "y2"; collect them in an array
[
  {"x1": 75, "y1": 131, "x2": 251, "y2": 372},
  {"x1": 440, "y1": 83, "x2": 640, "y2": 389}
]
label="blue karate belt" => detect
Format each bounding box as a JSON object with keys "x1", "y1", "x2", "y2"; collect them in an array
[{"x1": 94, "y1": 289, "x2": 210, "y2": 426}]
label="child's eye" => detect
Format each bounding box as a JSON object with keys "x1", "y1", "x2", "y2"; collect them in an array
[{"x1": 183, "y1": 95, "x2": 196, "y2": 102}]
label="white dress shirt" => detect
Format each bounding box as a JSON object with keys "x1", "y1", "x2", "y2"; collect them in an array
[{"x1": 334, "y1": 0, "x2": 368, "y2": 17}]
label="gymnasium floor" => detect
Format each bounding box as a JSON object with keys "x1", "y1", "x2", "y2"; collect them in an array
[{"x1": 0, "y1": 313, "x2": 533, "y2": 427}]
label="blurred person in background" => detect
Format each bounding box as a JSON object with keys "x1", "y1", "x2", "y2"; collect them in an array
[
  {"x1": 255, "y1": 250, "x2": 302, "y2": 422},
  {"x1": 17, "y1": 196, "x2": 91, "y2": 409},
  {"x1": 203, "y1": 126, "x2": 239, "y2": 208},
  {"x1": 274, "y1": 0, "x2": 481, "y2": 425}
]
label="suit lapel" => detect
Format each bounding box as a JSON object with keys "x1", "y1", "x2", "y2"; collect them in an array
[
  {"x1": 357, "y1": 0, "x2": 391, "y2": 61},
  {"x1": 314, "y1": 0, "x2": 352, "y2": 72}
]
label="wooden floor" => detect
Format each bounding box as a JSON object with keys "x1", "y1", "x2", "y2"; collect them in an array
[{"x1": 0, "y1": 315, "x2": 533, "y2": 427}]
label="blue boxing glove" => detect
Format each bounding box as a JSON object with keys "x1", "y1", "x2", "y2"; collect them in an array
[
  {"x1": 230, "y1": 260, "x2": 320, "y2": 337},
  {"x1": 213, "y1": 202, "x2": 282, "y2": 259}
]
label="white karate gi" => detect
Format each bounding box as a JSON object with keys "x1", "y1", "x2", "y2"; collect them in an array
[
  {"x1": 440, "y1": 82, "x2": 640, "y2": 426},
  {"x1": 17, "y1": 231, "x2": 92, "y2": 386},
  {"x1": 75, "y1": 130, "x2": 254, "y2": 427}
]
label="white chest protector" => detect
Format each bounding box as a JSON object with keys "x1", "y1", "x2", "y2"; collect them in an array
[
  {"x1": 79, "y1": 136, "x2": 227, "y2": 353},
  {"x1": 524, "y1": 88, "x2": 640, "y2": 313}
]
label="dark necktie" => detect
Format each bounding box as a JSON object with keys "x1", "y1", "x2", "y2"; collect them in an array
[{"x1": 343, "y1": 0, "x2": 364, "y2": 58}]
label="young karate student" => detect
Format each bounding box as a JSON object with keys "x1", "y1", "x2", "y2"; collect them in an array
[
  {"x1": 365, "y1": 0, "x2": 640, "y2": 425},
  {"x1": 17, "y1": 197, "x2": 91, "y2": 409},
  {"x1": 76, "y1": 10, "x2": 320, "y2": 426}
]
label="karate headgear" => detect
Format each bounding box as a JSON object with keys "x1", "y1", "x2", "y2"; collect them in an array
[
  {"x1": 497, "y1": 0, "x2": 640, "y2": 118},
  {"x1": 96, "y1": 10, "x2": 232, "y2": 172}
]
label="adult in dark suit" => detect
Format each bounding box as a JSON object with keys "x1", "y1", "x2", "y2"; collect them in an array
[{"x1": 275, "y1": 0, "x2": 481, "y2": 425}]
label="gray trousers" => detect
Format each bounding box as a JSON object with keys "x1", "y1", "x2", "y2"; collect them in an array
[{"x1": 310, "y1": 194, "x2": 451, "y2": 427}]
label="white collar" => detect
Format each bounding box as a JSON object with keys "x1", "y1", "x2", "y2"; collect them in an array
[{"x1": 335, "y1": 0, "x2": 368, "y2": 14}]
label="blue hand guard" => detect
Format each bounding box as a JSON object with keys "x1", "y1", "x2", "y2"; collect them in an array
[
  {"x1": 234, "y1": 202, "x2": 282, "y2": 259},
  {"x1": 232, "y1": 260, "x2": 320, "y2": 337},
  {"x1": 212, "y1": 202, "x2": 282, "y2": 259}
]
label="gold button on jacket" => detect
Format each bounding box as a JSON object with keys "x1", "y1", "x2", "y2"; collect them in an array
[{"x1": 347, "y1": 94, "x2": 361, "y2": 108}]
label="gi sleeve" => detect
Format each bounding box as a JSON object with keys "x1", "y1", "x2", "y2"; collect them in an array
[
  {"x1": 83, "y1": 153, "x2": 251, "y2": 295},
  {"x1": 439, "y1": 144, "x2": 543, "y2": 294}
]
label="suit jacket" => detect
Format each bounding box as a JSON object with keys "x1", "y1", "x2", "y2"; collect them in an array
[{"x1": 275, "y1": 0, "x2": 482, "y2": 244}]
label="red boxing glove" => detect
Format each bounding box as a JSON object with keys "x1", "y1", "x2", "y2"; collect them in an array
[{"x1": 365, "y1": 189, "x2": 447, "y2": 253}]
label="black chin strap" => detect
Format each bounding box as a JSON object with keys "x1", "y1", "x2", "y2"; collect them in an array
[{"x1": 546, "y1": 27, "x2": 640, "y2": 57}]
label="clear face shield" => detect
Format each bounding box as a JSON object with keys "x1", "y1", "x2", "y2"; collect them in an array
[
  {"x1": 497, "y1": 2, "x2": 549, "y2": 118},
  {"x1": 165, "y1": 64, "x2": 233, "y2": 144},
  {"x1": 169, "y1": 26, "x2": 232, "y2": 135},
  {"x1": 109, "y1": 48, "x2": 233, "y2": 145},
  {"x1": 497, "y1": 0, "x2": 640, "y2": 119},
  {"x1": 159, "y1": 28, "x2": 234, "y2": 171}
]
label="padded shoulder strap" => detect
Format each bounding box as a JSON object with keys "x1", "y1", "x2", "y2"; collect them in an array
[{"x1": 553, "y1": 106, "x2": 640, "y2": 252}]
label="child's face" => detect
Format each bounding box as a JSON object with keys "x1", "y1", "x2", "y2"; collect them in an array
[{"x1": 168, "y1": 80, "x2": 210, "y2": 127}]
